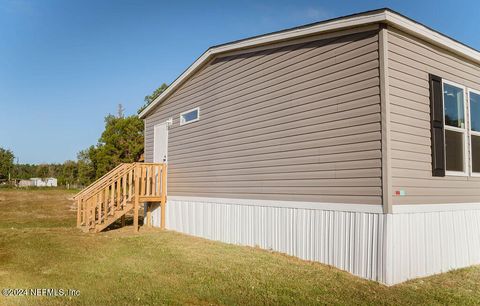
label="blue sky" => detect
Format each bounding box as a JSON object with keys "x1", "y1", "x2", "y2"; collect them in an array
[{"x1": 0, "y1": 0, "x2": 479, "y2": 164}]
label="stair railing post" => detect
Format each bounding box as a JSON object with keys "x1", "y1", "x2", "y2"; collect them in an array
[
  {"x1": 90, "y1": 198, "x2": 95, "y2": 230},
  {"x1": 83, "y1": 198, "x2": 87, "y2": 228},
  {"x1": 96, "y1": 194, "x2": 101, "y2": 227},
  {"x1": 133, "y1": 163, "x2": 140, "y2": 232},
  {"x1": 128, "y1": 167, "x2": 133, "y2": 201},
  {"x1": 86, "y1": 198, "x2": 91, "y2": 230},
  {"x1": 104, "y1": 187, "x2": 108, "y2": 220},
  {"x1": 76, "y1": 198, "x2": 81, "y2": 228}
]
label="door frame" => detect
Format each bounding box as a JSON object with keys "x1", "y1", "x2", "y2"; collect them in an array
[
  {"x1": 153, "y1": 121, "x2": 169, "y2": 163},
  {"x1": 151, "y1": 121, "x2": 170, "y2": 227}
]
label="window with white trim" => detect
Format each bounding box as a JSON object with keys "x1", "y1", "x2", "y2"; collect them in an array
[
  {"x1": 470, "y1": 90, "x2": 480, "y2": 175},
  {"x1": 443, "y1": 81, "x2": 467, "y2": 175},
  {"x1": 442, "y1": 80, "x2": 480, "y2": 176},
  {"x1": 179, "y1": 107, "x2": 200, "y2": 125}
]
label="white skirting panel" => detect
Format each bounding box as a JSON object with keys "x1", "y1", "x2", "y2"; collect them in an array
[
  {"x1": 150, "y1": 202, "x2": 161, "y2": 228},
  {"x1": 150, "y1": 198, "x2": 480, "y2": 285},
  {"x1": 151, "y1": 197, "x2": 386, "y2": 282},
  {"x1": 386, "y1": 209, "x2": 480, "y2": 285}
]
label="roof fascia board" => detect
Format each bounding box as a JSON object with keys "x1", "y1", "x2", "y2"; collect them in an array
[
  {"x1": 216, "y1": 24, "x2": 380, "y2": 59},
  {"x1": 211, "y1": 12, "x2": 387, "y2": 54},
  {"x1": 384, "y1": 11, "x2": 480, "y2": 65}
]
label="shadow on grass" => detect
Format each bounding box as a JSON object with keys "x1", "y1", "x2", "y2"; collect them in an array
[{"x1": 104, "y1": 214, "x2": 145, "y2": 231}]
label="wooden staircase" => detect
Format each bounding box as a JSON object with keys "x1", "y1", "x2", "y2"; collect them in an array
[{"x1": 74, "y1": 163, "x2": 167, "y2": 233}]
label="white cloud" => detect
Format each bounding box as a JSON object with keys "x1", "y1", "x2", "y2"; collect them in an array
[
  {"x1": 290, "y1": 7, "x2": 332, "y2": 23},
  {"x1": 253, "y1": 4, "x2": 333, "y2": 30}
]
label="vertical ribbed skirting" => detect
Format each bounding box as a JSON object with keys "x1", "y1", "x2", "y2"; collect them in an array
[
  {"x1": 151, "y1": 199, "x2": 480, "y2": 285},
  {"x1": 386, "y1": 209, "x2": 480, "y2": 284},
  {"x1": 152, "y1": 198, "x2": 386, "y2": 282}
]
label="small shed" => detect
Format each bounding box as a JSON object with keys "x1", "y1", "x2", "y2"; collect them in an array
[{"x1": 30, "y1": 178, "x2": 57, "y2": 187}]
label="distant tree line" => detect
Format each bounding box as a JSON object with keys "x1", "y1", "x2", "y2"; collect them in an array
[
  {"x1": 14, "y1": 162, "x2": 78, "y2": 186},
  {"x1": 0, "y1": 83, "x2": 168, "y2": 187},
  {"x1": 0, "y1": 151, "x2": 79, "y2": 187},
  {"x1": 1, "y1": 111, "x2": 145, "y2": 187},
  {"x1": 0, "y1": 148, "x2": 14, "y2": 181},
  {"x1": 1, "y1": 112, "x2": 142, "y2": 187}
]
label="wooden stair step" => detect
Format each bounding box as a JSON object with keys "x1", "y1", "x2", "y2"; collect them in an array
[{"x1": 93, "y1": 202, "x2": 134, "y2": 233}]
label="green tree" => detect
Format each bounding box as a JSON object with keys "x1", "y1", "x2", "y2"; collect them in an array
[
  {"x1": 92, "y1": 114, "x2": 144, "y2": 178},
  {"x1": 77, "y1": 147, "x2": 95, "y2": 186},
  {"x1": 36, "y1": 164, "x2": 51, "y2": 179},
  {"x1": 0, "y1": 147, "x2": 14, "y2": 180},
  {"x1": 77, "y1": 114, "x2": 144, "y2": 183},
  {"x1": 138, "y1": 83, "x2": 168, "y2": 113},
  {"x1": 61, "y1": 160, "x2": 78, "y2": 187},
  {"x1": 78, "y1": 83, "x2": 165, "y2": 185},
  {"x1": 15, "y1": 164, "x2": 37, "y2": 179}
]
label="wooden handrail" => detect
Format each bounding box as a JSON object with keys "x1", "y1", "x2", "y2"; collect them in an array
[
  {"x1": 136, "y1": 163, "x2": 165, "y2": 198},
  {"x1": 74, "y1": 163, "x2": 126, "y2": 199},
  {"x1": 78, "y1": 164, "x2": 134, "y2": 201}
]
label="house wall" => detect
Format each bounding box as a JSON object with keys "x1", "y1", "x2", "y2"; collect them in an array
[
  {"x1": 380, "y1": 27, "x2": 480, "y2": 285},
  {"x1": 145, "y1": 29, "x2": 383, "y2": 206},
  {"x1": 386, "y1": 27, "x2": 480, "y2": 206}
]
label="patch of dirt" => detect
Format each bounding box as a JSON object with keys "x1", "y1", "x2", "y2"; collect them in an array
[{"x1": 69, "y1": 202, "x2": 77, "y2": 211}]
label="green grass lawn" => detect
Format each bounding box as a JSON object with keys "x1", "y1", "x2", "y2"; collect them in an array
[{"x1": 1, "y1": 189, "x2": 480, "y2": 305}]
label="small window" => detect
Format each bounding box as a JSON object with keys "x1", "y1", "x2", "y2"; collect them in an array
[
  {"x1": 180, "y1": 107, "x2": 200, "y2": 125},
  {"x1": 443, "y1": 81, "x2": 467, "y2": 175}
]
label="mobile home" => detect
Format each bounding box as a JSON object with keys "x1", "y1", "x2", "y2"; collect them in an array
[{"x1": 79, "y1": 8, "x2": 480, "y2": 285}]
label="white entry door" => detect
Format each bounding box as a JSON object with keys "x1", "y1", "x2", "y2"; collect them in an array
[{"x1": 153, "y1": 122, "x2": 168, "y2": 163}]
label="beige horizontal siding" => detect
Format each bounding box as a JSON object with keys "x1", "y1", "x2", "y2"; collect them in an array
[
  {"x1": 387, "y1": 28, "x2": 480, "y2": 205},
  {"x1": 145, "y1": 30, "x2": 382, "y2": 204},
  {"x1": 169, "y1": 177, "x2": 381, "y2": 186},
  {"x1": 170, "y1": 159, "x2": 381, "y2": 178}
]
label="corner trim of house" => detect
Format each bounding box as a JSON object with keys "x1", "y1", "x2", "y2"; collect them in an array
[
  {"x1": 167, "y1": 196, "x2": 384, "y2": 213},
  {"x1": 392, "y1": 203, "x2": 480, "y2": 213},
  {"x1": 379, "y1": 23, "x2": 392, "y2": 214}
]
